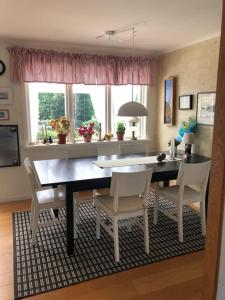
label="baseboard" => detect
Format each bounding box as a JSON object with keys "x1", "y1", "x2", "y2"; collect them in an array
[{"x1": 0, "y1": 194, "x2": 31, "y2": 203}]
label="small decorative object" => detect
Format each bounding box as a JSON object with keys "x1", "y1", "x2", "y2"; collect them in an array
[
  {"x1": 104, "y1": 133, "x2": 113, "y2": 141},
  {"x1": 0, "y1": 109, "x2": 9, "y2": 120},
  {"x1": 179, "y1": 95, "x2": 193, "y2": 110},
  {"x1": 0, "y1": 60, "x2": 6, "y2": 76},
  {"x1": 183, "y1": 132, "x2": 195, "y2": 158},
  {"x1": 116, "y1": 122, "x2": 126, "y2": 140},
  {"x1": 50, "y1": 116, "x2": 70, "y2": 144},
  {"x1": 156, "y1": 153, "x2": 166, "y2": 162},
  {"x1": 0, "y1": 88, "x2": 13, "y2": 105},
  {"x1": 169, "y1": 136, "x2": 177, "y2": 159},
  {"x1": 129, "y1": 117, "x2": 139, "y2": 140},
  {"x1": 197, "y1": 92, "x2": 216, "y2": 126},
  {"x1": 168, "y1": 137, "x2": 180, "y2": 157},
  {"x1": 43, "y1": 137, "x2": 48, "y2": 144},
  {"x1": 98, "y1": 122, "x2": 104, "y2": 141},
  {"x1": 77, "y1": 122, "x2": 95, "y2": 142},
  {"x1": 48, "y1": 136, "x2": 53, "y2": 144},
  {"x1": 164, "y1": 77, "x2": 176, "y2": 125}
]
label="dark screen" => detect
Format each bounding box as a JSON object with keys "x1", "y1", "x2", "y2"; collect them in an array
[{"x1": 0, "y1": 125, "x2": 20, "y2": 167}]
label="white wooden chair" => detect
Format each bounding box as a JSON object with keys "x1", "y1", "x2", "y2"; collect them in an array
[
  {"x1": 90, "y1": 143, "x2": 122, "y2": 204},
  {"x1": 120, "y1": 143, "x2": 147, "y2": 155},
  {"x1": 153, "y1": 161, "x2": 210, "y2": 242},
  {"x1": 24, "y1": 157, "x2": 77, "y2": 244},
  {"x1": 95, "y1": 168, "x2": 153, "y2": 262}
]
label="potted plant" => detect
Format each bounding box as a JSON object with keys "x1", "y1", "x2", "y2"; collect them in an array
[
  {"x1": 50, "y1": 116, "x2": 70, "y2": 144},
  {"x1": 116, "y1": 122, "x2": 126, "y2": 140},
  {"x1": 77, "y1": 122, "x2": 95, "y2": 142}
]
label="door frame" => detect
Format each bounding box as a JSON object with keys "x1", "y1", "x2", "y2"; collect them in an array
[{"x1": 202, "y1": 1, "x2": 225, "y2": 299}]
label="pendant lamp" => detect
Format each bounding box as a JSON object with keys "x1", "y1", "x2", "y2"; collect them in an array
[{"x1": 118, "y1": 27, "x2": 148, "y2": 117}]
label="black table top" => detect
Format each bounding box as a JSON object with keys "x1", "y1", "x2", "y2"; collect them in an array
[{"x1": 33, "y1": 152, "x2": 210, "y2": 189}]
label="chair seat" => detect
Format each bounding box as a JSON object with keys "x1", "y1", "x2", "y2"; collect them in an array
[
  {"x1": 36, "y1": 188, "x2": 65, "y2": 207},
  {"x1": 97, "y1": 194, "x2": 144, "y2": 214},
  {"x1": 158, "y1": 185, "x2": 202, "y2": 205}
]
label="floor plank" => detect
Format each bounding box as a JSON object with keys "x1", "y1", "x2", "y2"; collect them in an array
[{"x1": 0, "y1": 198, "x2": 204, "y2": 300}]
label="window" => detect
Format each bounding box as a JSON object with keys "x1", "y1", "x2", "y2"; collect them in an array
[
  {"x1": 111, "y1": 85, "x2": 142, "y2": 138},
  {"x1": 27, "y1": 83, "x2": 148, "y2": 144},
  {"x1": 72, "y1": 84, "x2": 105, "y2": 138},
  {"x1": 27, "y1": 83, "x2": 66, "y2": 142}
]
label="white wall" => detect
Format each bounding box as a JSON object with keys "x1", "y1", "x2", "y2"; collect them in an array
[
  {"x1": 0, "y1": 41, "x2": 30, "y2": 201},
  {"x1": 0, "y1": 39, "x2": 154, "y2": 202}
]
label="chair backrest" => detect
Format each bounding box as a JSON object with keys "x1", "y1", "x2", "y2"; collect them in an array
[
  {"x1": 24, "y1": 157, "x2": 42, "y2": 191},
  {"x1": 120, "y1": 143, "x2": 147, "y2": 155},
  {"x1": 97, "y1": 143, "x2": 121, "y2": 156},
  {"x1": 110, "y1": 168, "x2": 153, "y2": 212},
  {"x1": 177, "y1": 161, "x2": 211, "y2": 192}
]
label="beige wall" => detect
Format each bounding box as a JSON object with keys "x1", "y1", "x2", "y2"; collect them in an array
[{"x1": 155, "y1": 37, "x2": 220, "y2": 156}]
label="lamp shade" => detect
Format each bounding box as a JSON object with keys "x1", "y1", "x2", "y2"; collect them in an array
[
  {"x1": 183, "y1": 132, "x2": 195, "y2": 144},
  {"x1": 118, "y1": 102, "x2": 148, "y2": 117}
]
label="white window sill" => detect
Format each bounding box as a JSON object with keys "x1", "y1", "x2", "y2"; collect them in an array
[{"x1": 24, "y1": 138, "x2": 151, "y2": 151}]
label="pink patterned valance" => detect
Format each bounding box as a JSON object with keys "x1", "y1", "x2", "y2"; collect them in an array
[{"x1": 7, "y1": 47, "x2": 158, "y2": 85}]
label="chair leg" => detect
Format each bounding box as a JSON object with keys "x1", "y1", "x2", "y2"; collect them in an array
[
  {"x1": 153, "y1": 187, "x2": 159, "y2": 225},
  {"x1": 177, "y1": 205, "x2": 183, "y2": 242},
  {"x1": 74, "y1": 192, "x2": 80, "y2": 225},
  {"x1": 92, "y1": 190, "x2": 97, "y2": 207},
  {"x1": 30, "y1": 200, "x2": 35, "y2": 231},
  {"x1": 50, "y1": 208, "x2": 56, "y2": 219},
  {"x1": 96, "y1": 203, "x2": 100, "y2": 239},
  {"x1": 127, "y1": 218, "x2": 132, "y2": 232},
  {"x1": 113, "y1": 217, "x2": 119, "y2": 262},
  {"x1": 143, "y1": 209, "x2": 150, "y2": 254},
  {"x1": 200, "y1": 202, "x2": 206, "y2": 236},
  {"x1": 32, "y1": 209, "x2": 39, "y2": 245}
]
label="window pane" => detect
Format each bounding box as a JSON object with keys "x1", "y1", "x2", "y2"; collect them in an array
[
  {"x1": 111, "y1": 85, "x2": 141, "y2": 138},
  {"x1": 28, "y1": 83, "x2": 66, "y2": 142},
  {"x1": 73, "y1": 84, "x2": 105, "y2": 139}
]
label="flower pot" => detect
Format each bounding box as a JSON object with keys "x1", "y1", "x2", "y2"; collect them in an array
[
  {"x1": 116, "y1": 132, "x2": 125, "y2": 140},
  {"x1": 83, "y1": 134, "x2": 92, "y2": 142},
  {"x1": 104, "y1": 133, "x2": 113, "y2": 141},
  {"x1": 57, "y1": 133, "x2": 67, "y2": 144}
]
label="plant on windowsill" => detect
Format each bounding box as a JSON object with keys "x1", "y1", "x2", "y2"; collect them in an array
[
  {"x1": 116, "y1": 122, "x2": 126, "y2": 140},
  {"x1": 77, "y1": 122, "x2": 95, "y2": 142},
  {"x1": 49, "y1": 116, "x2": 70, "y2": 144}
]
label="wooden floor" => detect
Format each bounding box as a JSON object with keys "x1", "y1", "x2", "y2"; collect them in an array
[{"x1": 0, "y1": 199, "x2": 204, "y2": 300}]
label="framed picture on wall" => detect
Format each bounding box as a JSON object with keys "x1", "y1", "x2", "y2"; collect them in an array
[
  {"x1": 179, "y1": 95, "x2": 193, "y2": 110},
  {"x1": 197, "y1": 92, "x2": 216, "y2": 126},
  {"x1": 164, "y1": 77, "x2": 176, "y2": 125},
  {"x1": 0, "y1": 109, "x2": 9, "y2": 120},
  {"x1": 0, "y1": 88, "x2": 13, "y2": 105}
]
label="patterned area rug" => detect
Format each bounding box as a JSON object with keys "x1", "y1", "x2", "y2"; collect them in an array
[{"x1": 13, "y1": 193, "x2": 205, "y2": 299}]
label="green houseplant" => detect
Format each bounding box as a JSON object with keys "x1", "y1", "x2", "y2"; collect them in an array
[{"x1": 116, "y1": 122, "x2": 126, "y2": 140}]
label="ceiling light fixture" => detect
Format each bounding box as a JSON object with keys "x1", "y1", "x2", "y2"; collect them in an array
[{"x1": 118, "y1": 27, "x2": 148, "y2": 117}]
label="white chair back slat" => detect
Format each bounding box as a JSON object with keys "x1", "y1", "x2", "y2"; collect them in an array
[
  {"x1": 24, "y1": 157, "x2": 42, "y2": 190},
  {"x1": 110, "y1": 169, "x2": 153, "y2": 212},
  {"x1": 120, "y1": 143, "x2": 147, "y2": 155},
  {"x1": 177, "y1": 162, "x2": 211, "y2": 188},
  {"x1": 97, "y1": 144, "x2": 121, "y2": 156}
]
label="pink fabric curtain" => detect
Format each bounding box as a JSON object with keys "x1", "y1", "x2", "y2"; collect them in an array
[{"x1": 7, "y1": 47, "x2": 158, "y2": 85}]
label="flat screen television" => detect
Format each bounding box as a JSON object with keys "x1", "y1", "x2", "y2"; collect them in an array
[{"x1": 0, "y1": 125, "x2": 20, "y2": 167}]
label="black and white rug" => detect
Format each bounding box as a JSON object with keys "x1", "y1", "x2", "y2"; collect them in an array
[{"x1": 13, "y1": 193, "x2": 205, "y2": 299}]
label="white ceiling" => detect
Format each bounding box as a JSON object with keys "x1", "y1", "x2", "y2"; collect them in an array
[{"x1": 0, "y1": 0, "x2": 222, "y2": 55}]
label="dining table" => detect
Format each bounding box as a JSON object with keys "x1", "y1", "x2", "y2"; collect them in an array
[{"x1": 33, "y1": 152, "x2": 210, "y2": 255}]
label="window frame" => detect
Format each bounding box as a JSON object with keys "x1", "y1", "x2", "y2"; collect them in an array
[{"x1": 25, "y1": 83, "x2": 148, "y2": 144}]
